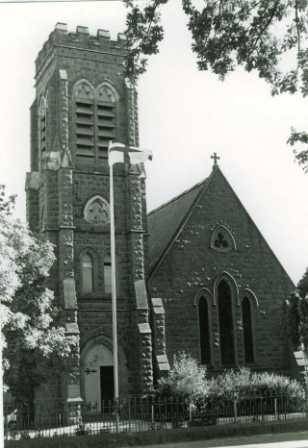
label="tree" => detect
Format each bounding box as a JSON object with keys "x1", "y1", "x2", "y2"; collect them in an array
[
  {"x1": 298, "y1": 267, "x2": 308, "y2": 298},
  {"x1": 0, "y1": 185, "x2": 76, "y2": 409},
  {"x1": 124, "y1": 0, "x2": 308, "y2": 168},
  {"x1": 285, "y1": 289, "x2": 308, "y2": 352}
]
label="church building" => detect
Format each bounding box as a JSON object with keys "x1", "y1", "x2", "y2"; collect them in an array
[{"x1": 25, "y1": 23, "x2": 295, "y2": 411}]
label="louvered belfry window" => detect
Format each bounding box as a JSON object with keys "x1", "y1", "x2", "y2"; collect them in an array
[
  {"x1": 96, "y1": 84, "x2": 117, "y2": 158},
  {"x1": 39, "y1": 96, "x2": 47, "y2": 158},
  {"x1": 74, "y1": 81, "x2": 95, "y2": 157},
  {"x1": 73, "y1": 80, "x2": 117, "y2": 160}
]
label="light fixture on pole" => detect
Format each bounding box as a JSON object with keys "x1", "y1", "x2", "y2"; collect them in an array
[{"x1": 108, "y1": 141, "x2": 152, "y2": 403}]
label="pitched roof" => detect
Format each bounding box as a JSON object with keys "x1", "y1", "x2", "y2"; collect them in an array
[
  {"x1": 147, "y1": 166, "x2": 294, "y2": 287},
  {"x1": 147, "y1": 173, "x2": 212, "y2": 276}
]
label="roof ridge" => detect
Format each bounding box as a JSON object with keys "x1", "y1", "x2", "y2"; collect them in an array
[{"x1": 148, "y1": 175, "x2": 210, "y2": 216}]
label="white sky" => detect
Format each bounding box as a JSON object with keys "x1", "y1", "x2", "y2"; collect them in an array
[{"x1": 0, "y1": 0, "x2": 308, "y2": 284}]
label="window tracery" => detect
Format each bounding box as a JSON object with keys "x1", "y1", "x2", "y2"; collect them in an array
[
  {"x1": 210, "y1": 225, "x2": 236, "y2": 252},
  {"x1": 84, "y1": 195, "x2": 110, "y2": 225}
]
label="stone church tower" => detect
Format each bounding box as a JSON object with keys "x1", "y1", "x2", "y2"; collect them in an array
[{"x1": 26, "y1": 23, "x2": 153, "y2": 407}]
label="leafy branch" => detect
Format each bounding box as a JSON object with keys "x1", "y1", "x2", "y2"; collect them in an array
[{"x1": 124, "y1": 0, "x2": 308, "y2": 170}]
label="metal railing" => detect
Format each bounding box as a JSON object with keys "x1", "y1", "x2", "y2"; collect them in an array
[{"x1": 4, "y1": 394, "x2": 307, "y2": 441}]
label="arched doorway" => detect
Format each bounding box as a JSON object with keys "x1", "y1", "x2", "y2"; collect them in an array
[{"x1": 81, "y1": 339, "x2": 114, "y2": 412}]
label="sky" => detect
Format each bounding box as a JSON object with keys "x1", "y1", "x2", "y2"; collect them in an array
[{"x1": 0, "y1": 0, "x2": 308, "y2": 284}]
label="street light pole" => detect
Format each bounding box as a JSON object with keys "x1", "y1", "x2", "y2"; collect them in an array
[
  {"x1": 108, "y1": 141, "x2": 152, "y2": 410},
  {"x1": 109, "y1": 153, "x2": 119, "y2": 403}
]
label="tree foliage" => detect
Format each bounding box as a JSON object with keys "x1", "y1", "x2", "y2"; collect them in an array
[
  {"x1": 285, "y1": 288, "x2": 308, "y2": 351},
  {"x1": 124, "y1": 0, "x2": 308, "y2": 168},
  {"x1": 0, "y1": 186, "x2": 76, "y2": 404},
  {"x1": 298, "y1": 267, "x2": 308, "y2": 298}
]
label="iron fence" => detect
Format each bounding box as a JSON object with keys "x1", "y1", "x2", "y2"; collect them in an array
[{"x1": 4, "y1": 394, "x2": 307, "y2": 441}]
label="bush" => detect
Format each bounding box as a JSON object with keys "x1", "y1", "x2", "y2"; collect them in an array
[
  {"x1": 203, "y1": 368, "x2": 305, "y2": 415},
  {"x1": 154, "y1": 354, "x2": 304, "y2": 423},
  {"x1": 156, "y1": 352, "x2": 207, "y2": 401}
]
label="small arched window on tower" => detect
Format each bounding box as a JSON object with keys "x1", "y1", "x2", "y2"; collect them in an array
[
  {"x1": 81, "y1": 252, "x2": 94, "y2": 295},
  {"x1": 198, "y1": 296, "x2": 211, "y2": 365},
  {"x1": 242, "y1": 296, "x2": 255, "y2": 364},
  {"x1": 104, "y1": 255, "x2": 112, "y2": 295},
  {"x1": 73, "y1": 80, "x2": 95, "y2": 158},
  {"x1": 96, "y1": 83, "x2": 118, "y2": 159}
]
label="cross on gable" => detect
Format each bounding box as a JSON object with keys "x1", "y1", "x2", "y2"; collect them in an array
[{"x1": 211, "y1": 152, "x2": 220, "y2": 167}]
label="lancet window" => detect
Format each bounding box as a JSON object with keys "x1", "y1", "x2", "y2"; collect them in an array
[
  {"x1": 104, "y1": 255, "x2": 112, "y2": 295},
  {"x1": 242, "y1": 297, "x2": 255, "y2": 364},
  {"x1": 217, "y1": 280, "x2": 235, "y2": 365},
  {"x1": 198, "y1": 296, "x2": 211, "y2": 364},
  {"x1": 81, "y1": 252, "x2": 94, "y2": 295}
]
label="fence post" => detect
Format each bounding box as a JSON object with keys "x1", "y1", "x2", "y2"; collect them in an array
[
  {"x1": 128, "y1": 398, "x2": 131, "y2": 432},
  {"x1": 305, "y1": 374, "x2": 308, "y2": 418},
  {"x1": 233, "y1": 399, "x2": 238, "y2": 423},
  {"x1": 274, "y1": 397, "x2": 278, "y2": 420}
]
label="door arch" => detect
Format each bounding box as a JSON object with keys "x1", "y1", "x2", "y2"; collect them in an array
[
  {"x1": 80, "y1": 334, "x2": 129, "y2": 411},
  {"x1": 81, "y1": 338, "x2": 113, "y2": 412}
]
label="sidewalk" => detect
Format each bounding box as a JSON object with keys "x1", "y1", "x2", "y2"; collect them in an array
[{"x1": 126, "y1": 430, "x2": 308, "y2": 448}]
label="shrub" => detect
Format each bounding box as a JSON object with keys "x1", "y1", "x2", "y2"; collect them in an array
[
  {"x1": 155, "y1": 355, "x2": 304, "y2": 422},
  {"x1": 203, "y1": 368, "x2": 305, "y2": 415},
  {"x1": 156, "y1": 352, "x2": 207, "y2": 401}
]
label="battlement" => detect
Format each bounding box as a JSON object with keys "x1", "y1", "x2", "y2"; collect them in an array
[{"x1": 35, "y1": 22, "x2": 127, "y2": 77}]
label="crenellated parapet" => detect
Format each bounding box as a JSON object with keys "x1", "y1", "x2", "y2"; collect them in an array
[{"x1": 35, "y1": 23, "x2": 127, "y2": 78}]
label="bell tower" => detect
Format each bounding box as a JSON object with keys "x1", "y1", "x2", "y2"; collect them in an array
[{"x1": 26, "y1": 23, "x2": 153, "y2": 406}]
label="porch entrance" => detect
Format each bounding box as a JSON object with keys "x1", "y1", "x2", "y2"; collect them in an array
[{"x1": 82, "y1": 341, "x2": 113, "y2": 412}]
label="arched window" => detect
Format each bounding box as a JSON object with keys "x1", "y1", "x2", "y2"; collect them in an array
[
  {"x1": 199, "y1": 297, "x2": 211, "y2": 364},
  {"x1": 81, "y1": 253, "x2": 94, "y2": 295},
  {"x1": 242, "y1": 297, "x2": 254, "y2": 363},
  {"x1": 104, "y1": 255, "x2": 112, "y2": 295},
  {"x1": 217, "y1": 280, "x2": 235, "y2": 365}
]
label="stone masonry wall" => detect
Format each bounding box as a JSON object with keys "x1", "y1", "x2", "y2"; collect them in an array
[{"x1": 148, "y1": 168, "x2": 294, "y2": 373}]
